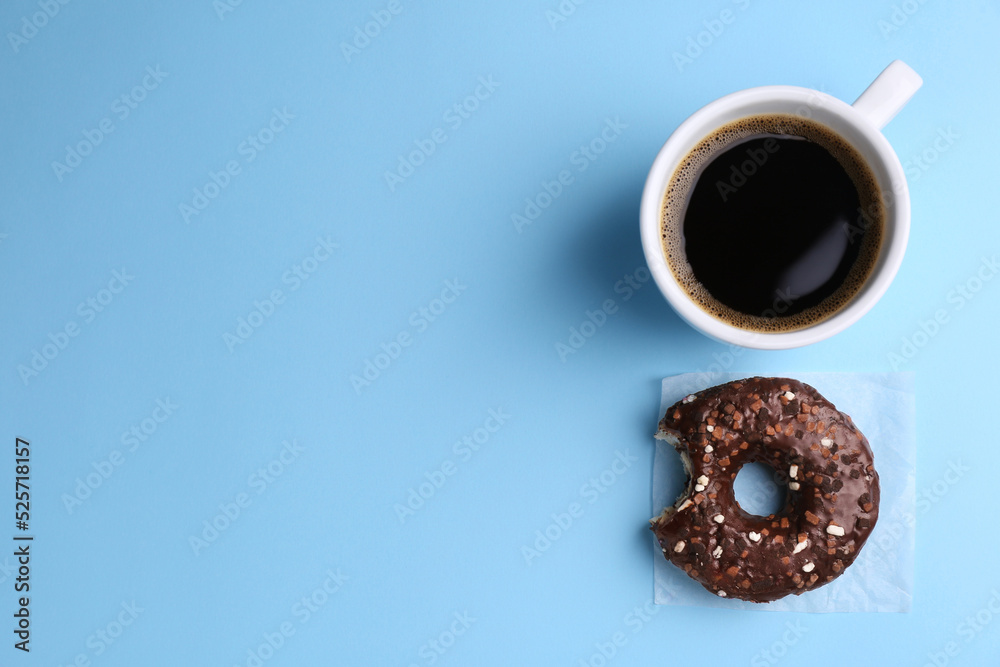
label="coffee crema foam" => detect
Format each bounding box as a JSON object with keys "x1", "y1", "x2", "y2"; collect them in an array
[{"x1": 660, "y1": 113, "x2": 884, "y2": 333}]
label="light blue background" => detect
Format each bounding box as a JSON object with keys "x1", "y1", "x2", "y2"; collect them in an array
[{"x1": 1, "y1": 1, "x2": 997, "y2": 665}]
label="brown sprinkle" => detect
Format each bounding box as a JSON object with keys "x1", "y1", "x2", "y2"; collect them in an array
[{"x1": 858, "y1": 493, "x2": 873, "y2": 512}]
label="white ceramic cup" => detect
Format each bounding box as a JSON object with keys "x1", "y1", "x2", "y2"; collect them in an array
[{"x1": 640, "y1": 61, "x2": 922, "y2": 350}]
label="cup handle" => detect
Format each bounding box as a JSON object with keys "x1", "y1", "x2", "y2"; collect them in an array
[{"x1": 851, "y1": 60, "x2": 923, "y2": 130}]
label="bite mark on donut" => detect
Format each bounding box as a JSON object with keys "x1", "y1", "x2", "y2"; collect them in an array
[{"x1": 649, "y1": 430, "x2": 696, "y2": 525}]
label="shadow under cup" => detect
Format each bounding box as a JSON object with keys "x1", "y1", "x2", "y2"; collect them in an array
[{"x1": 640, "y1": 86, "x2": 910, "y2": 350}]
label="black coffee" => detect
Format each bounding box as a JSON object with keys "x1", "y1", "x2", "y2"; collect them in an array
[{"x1": 661, "y1": 114, "x2": 883, "y2": 332}]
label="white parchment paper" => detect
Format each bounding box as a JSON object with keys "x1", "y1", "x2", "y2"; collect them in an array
[{"x1": 653, "y1": 372, "x2": 915, "y2": 612}]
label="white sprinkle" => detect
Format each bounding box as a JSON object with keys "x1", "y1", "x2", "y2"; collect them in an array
[
  {"x1": 802, "y1": 562, "x2": 815, "y2": 573},
  {"x1": 717, "y1": 590, "x2": 727, "y2": 597},
  {"x1": 826, "y1": 524, "x2": 846, "y2": 537},
  {"x1": 697, "y1": 475, "x2": 709, "y2": 486},
  {"x1": 662, "y1": 547, "x2": 667, "y2": 554},
  {"x1": 788, "y1": 482, "x2": 800, "y2": 491},
  {"x1": 706, "y1": 425, "x2": 714, "y2": 433},
  {"x1": 704, "y1": 445, "x2": 714, "y2": 453},
  {"x1": 713, "y1": 514, "x2": 725, "y2": 524},
  {"x1": 821, "y1": 438, "x2": 833, "y2": 448},
  {"x1": 678, "y1": 499, "x2": 693, "y2": 511},
  {"x1": 674, "y1": 540, "x2": 686, "y2": 553},
  {"x1": 694, "y1": 484, "x2": 705, "y2": 492},
  {"x1": 789, "y1": 465, "x2": 798, "y2": 479},
  {"x1": 682, "y1": 394, "x2": 696, "y2": 404},
  {"x1": 748, "y1": 531, "x2": 761, "y2": 542},
  {"x1": 793, "y1": 540, "x2": 808, "y2": 554},
  {"x1": 783, "y1": 391, "x2": 795, "y2": 400},
  {"x1": 713, "y1": 546, "x2": 723, "y2": 559}
]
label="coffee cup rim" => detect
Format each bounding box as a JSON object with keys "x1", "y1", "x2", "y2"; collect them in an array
[{"x1": 640, "y1": 84, "x2": 911, "y2": 350}]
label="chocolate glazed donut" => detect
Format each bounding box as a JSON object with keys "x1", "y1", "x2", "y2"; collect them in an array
[{"x1": 650, "y1": 377, "x2": 879, "y2": 602}]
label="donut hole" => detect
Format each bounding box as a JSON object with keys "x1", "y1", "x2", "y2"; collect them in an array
[{"x1": 733, "y1": 461, "x2": 787, "y2": 517}]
